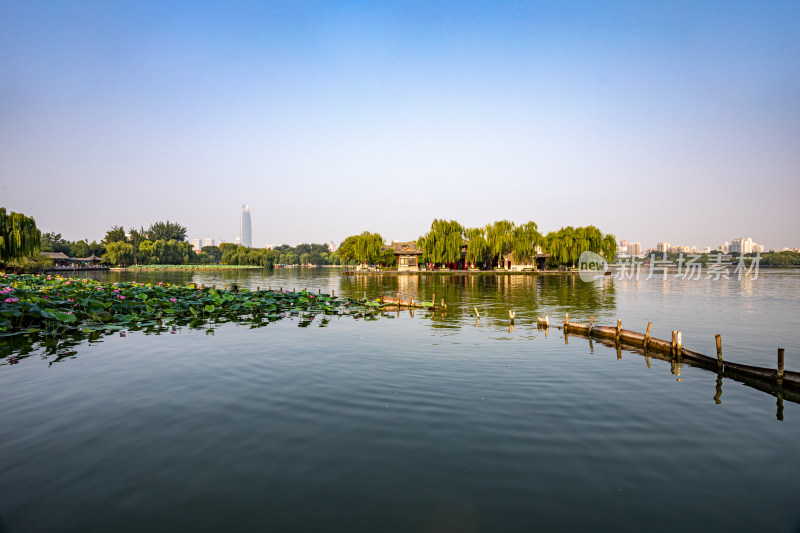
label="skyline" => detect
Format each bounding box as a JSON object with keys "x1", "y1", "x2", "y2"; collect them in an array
[{"x1": 1, "y1": 1, "x2": 798, "y2": 251}]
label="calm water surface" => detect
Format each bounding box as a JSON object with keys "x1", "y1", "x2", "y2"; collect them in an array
[{"x1": 1, "y1": 269, "x2": 799, "y2": 532}]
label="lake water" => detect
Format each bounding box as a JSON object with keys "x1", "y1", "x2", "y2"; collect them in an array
[{"x1": 1, "y1": 269, "x2": 799, "y2": 532}]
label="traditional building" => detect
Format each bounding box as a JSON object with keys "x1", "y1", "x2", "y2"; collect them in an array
[{"x1": 389, "y1": 241, "x2": 423, "y2": 272}]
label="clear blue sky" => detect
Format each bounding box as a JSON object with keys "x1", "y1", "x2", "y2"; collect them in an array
[{"x1": 1, "y1": 1, "x2": 798, "y2": 250}]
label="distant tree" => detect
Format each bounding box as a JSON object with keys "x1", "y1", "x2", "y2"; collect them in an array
[
  {"x1": 105, "y1": 242, "x2": 134, "y2": 266},
  {"x1": 147, "y1": 221, "x2": 187, "y2": 242},
  {"x1": 219, "y1": 242, "x2": 238, "y2": 254},
  {"x1": 201, "y1": 245, "x2": 222, "y2": 263},
  {"x1": 486, "y1": 220, "x2": 516, "y2": 267},
  {"x1": 40, "y1": 232, "x2": 71, "y2": 254},
  {"x1": 417, "y1": 219, "x2": 464, "y2": 267},
  {"x1": 337, "y1": 236, "x2": 359, "y2": 265},
  {"x1": 0, "y1": 208, "x2": 41, "y2": 262},
  {"x1": 128, "y1": 227, "x2": 148, "y2": 252},
  {"x1": 102, "y1": 226, "x2": 127, "y2": 245},
  {"x1": 511, "y1": 221, "x2": 543, "y2": 267},
  {"x1": 463, "y1": 227, "x2": 489, "y2": 267}
]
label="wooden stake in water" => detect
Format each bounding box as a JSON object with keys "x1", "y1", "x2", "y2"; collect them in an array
[
  {"x1": 676, "y1": 331, "x2": 682, "y2": 355},
  {"x1": 716, "y1": 335, "x2": 723, "y2": 367},
  {"x1": 509, "y1": 310, "x2": 515, "y2": 324},
  {"x1": 616, "y1": 319, "x2": 622, "y2": 343},
  {"x1": 644, "y1": 322, "x2": 652, "y2": 348},
  {"x1": 778, "y1": 348, "x2": 785, "y2": 382},
  {"x1": 565, "y1": 313, "x2": 569, "y2": 329},
  {"x1": 671, "y1": 331, "x2": 677, "y2": 355},
  {"x1": 474, "y1": 307, "x2": 480, "y2": 318},
  {"x1": 590, "y1": 315, "x2": 594, "y2": 326}
]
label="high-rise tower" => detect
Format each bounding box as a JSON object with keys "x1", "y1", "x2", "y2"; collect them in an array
[{"x1": 240, "y1": 204, "x2": 252, "y2": 248}]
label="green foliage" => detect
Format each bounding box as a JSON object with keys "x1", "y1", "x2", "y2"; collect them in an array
[
  {"x1": 105, "y1": 242, "x2": 135, "y2": 266},
  {"x1": 146, "y1": 221, "x2": 187, "y2": 242},
  {"x1": 418, "y1": 219, "x2": 464, "y2": 266},
  {"x1": 102, "y1": 226, "x2": 127, "y2": 245},
  {"x1": 338, "y1": 233, "x2": 385, "y2": 266},
  {"x1": 464, "y1": 227, "x2": 490, "y2": 266},
  {"x1": 761, "y1": 251, "x2": 800, "y2": 266},
  {"x1": 0, "y1": 208, "x2": 41, "y2": 263},
  {"x1": 0, "y1": 274, "x2": 394, "y2": 358},
  {"x1": 221, "y1": 245, "x2": 279, "y2": 267},
  {"x1": 486, "y1": 220, "x2": 516, "y2": 266},
  {"x1": 511, "y1": 221, "x2": 542, "y2": 266},
  {"x1": 201, "y1": 245, "x2": 222, "y2": 263},
  {"x1": 544, "y1": 226, "x2": 616, "y2": 267}
]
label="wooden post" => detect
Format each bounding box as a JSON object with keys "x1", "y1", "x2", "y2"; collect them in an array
[
  {"x1": 590, "y1": 315, "x2": 594, "y2": 326},
  {"x1": 332, "y1": 289, "x2": 335, "y2": 297},
  {"x1": 432, "y1": 293, "x2": 435, "y2": 306},
  {"x1": 716, "y1": 335, "x2": 723, "y2": 367},
  {"x1": 676, "y1": 331, "x2": 682, "y2": 355},
  {"x1": 474, "y1": 307, "x2": 480, "y2": 318},
  {"x1": 615, "y1": 319, "x2": 622, "y2": 343},
  {"x1": 644, "y1": 322, "x2": 652, "y2": 348},
  {"x1": 319, "y1": 289, "x2": 321, "y2": 294},
  {"x1": 671, "y1": 331, "x2": 677, "y2": 355},
  {"x1": 565, "y1": 313, "x2": 569, "y2": 329},
  {"x1": 441, "y1": 299, "x2": 445, "y2": 310},
  {"x1": 257, "y1": 287, "x2": 260, "y2": 292},
  {"x1": 778, "y1": 348, "x2": 785, "y2": 382},
  {"x1": 544, "y1": 314, "x2": 549, "y2": 327},
  {"x1": 509, "y1": 310, "x2": 515, "y2": 324}
]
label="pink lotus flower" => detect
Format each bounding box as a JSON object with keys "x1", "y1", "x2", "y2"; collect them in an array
[
  {"x1": 118, "y1": 295, "x2": 126, "y2": 300},
  {"x1": 65, "y1": 281, "x2": 71, "y2": 285},
  {"x1": 170, "y1": 298, "x2": 176, "y2": 303},
  {"x1": 4, "y1": 297, "x2": 19, "y2": 303}
]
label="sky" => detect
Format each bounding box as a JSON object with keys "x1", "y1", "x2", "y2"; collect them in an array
[{"x1": 1, "y1": 0, "x2": 798, "y2": 251}]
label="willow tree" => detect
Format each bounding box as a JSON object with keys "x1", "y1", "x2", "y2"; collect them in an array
[
  {"x1": 486, "y1": 220, "x2": 516, "y2": 267},
  {"x1": 544, "y1": 226, "x2": 617, "y2": 267},
  {"x1": 0, "y1": 207, "x2": 41, "y2": 262},
  {"x1": 354, "y1": 231, "x2": 384, "y2": 265},
  {"x1": 511, "y1": 221, "x2": 543, "y2": 267},
  {"x1": 464, "y1": 227, "x2": 490, "y2": 267},
  {"x1": 417, "y1": 219, "x2": 464, "y2": 267}
]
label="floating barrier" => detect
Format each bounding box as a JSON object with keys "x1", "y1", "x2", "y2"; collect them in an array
[{"x1": 541, "y1": 314, "x2": 799, "y2": 389}]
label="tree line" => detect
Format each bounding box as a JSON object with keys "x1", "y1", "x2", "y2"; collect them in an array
[{"x1": 337, "y1": 220, "x2": 618, "y2": 269}]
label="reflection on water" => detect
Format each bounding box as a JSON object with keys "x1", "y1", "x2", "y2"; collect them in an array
[{"x1": 339, "y1": 273, "x2": 617, "y2": 329}]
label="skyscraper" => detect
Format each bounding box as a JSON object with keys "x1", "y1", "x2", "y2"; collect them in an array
[{"x1": 240, "y1": 204, "x2": 252, "y2": 248}]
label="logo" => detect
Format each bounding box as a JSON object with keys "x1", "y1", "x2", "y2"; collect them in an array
[{"x1": 578, "y1": 251, "x2": 608, "y2": 282}]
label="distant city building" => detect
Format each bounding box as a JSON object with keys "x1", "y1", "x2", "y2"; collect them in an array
[
  {"x1": 203, "y1": 237, "x2": 215, "y2": 247},
  {"x1": 656, "y1": 242, "x2": 670, "y2": 253},
  {"x1": 328, "y1": 241, "x2": 337, "y2": 253},
  {"x1": 719, "y1": 242, "x2": 730, "y2": 253},
  {"x1": 702, "y1": 246, "x2": 711, "y2": 254},
  {"x1": 730, "y1": 237, "x2": 763, "y2": 255},
  {"x1": 627, "y1": 242, "x2": 642, "y2": 257},
  {"x1": 240, "y1": 204, "x2": 252, "y2": 248},
  {"x1": 192, "y1": 238, "x2": 201, "y2": 250}
]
